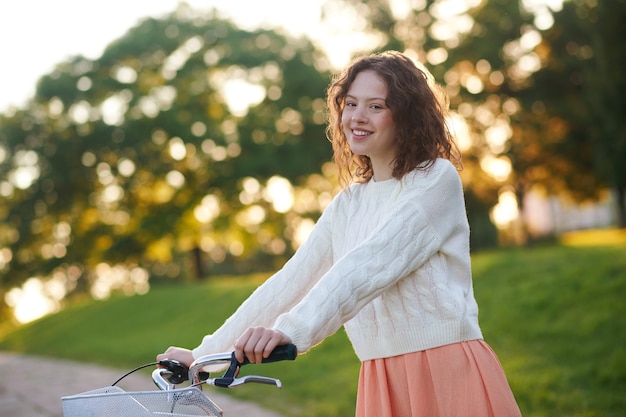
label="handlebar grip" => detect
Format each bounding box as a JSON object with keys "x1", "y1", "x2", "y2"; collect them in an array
[{"x1": 239, "y1": 344, "x2": 298, "y2": 366}]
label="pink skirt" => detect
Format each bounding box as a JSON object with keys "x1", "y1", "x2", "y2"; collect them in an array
[{"x1": 356, "y1": 340, "x2": 522, "y2": 417}]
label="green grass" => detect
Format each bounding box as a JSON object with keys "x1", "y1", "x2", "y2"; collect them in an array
[
  {"x1": 1, "y1": 244, "x2": 625, "y2": 416},
  {"x1": 471, "y1": 244, "x2": 626, "y2": 417}
]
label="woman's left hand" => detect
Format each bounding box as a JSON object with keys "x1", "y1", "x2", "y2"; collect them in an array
[
  {"x1": 233, "y1": 327, "x2": 292, "y2": 364},
  {"x1": 156, "y1": 346, "x2": 194, "y2": 367}
]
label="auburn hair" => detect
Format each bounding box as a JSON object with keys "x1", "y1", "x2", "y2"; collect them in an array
[{"x1": 326, "y1": 50, "x2": 461, "y2": 188}]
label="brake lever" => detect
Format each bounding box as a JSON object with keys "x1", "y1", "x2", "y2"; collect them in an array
[
  {"x1": 200, "y1": 352, "x2": 282, "y2": 389},
  {"x1": 206, "y1": 374, "x2": 282, "y2": 389}
]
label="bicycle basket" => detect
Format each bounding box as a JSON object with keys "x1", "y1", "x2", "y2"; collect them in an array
[{"x1": 61, "y1": 386, "x2": 223, "y2": 417}]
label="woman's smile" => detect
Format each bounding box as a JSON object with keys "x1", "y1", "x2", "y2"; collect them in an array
[{"x1": 350, "y1": 129, "x2": 373, "y2": 139}]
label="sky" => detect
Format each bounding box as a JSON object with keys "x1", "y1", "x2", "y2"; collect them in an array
[{"x1": 0, "y1": 0, "x2": 330, "y2": 113}]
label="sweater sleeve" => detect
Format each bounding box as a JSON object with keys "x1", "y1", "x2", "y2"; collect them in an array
[
  {"x1": 191, "y1": 194, "x2": 338, "y2": 359},
  {"x1": 273, "y1": 160, "x2": 468, "y2": 353}
]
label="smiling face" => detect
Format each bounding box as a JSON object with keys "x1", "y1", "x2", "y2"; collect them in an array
[{"x1": 341, "y1": 70, "x2": 398, "y2": 181}]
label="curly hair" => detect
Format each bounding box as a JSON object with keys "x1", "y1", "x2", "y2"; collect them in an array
[{"x1": 326, "y1": 50, "x2": 461, "y2": 188}]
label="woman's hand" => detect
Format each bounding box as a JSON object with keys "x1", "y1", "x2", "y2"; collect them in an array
[
  {"x1": 234, "y1": 327, "x2": 292, "y2": 364},
  {"x1": 156, "y1": 346, "x2": 194, "y2": 368}
]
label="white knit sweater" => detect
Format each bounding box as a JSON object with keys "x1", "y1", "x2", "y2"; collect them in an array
[{"x1": 192, "y1": 159, "x2": 483, "y2": 362}]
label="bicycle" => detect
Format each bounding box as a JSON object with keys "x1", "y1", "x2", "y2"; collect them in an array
[{"x1": 61, "y1": 344, "x2": 297, "y2": 417}]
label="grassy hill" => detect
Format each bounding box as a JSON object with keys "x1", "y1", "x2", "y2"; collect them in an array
[{"x1": 1, "y1": 244, "x2": 625, "y2": 417}]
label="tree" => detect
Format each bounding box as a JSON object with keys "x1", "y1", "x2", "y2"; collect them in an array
[
  {"x1": 0, "y1": 6, "x2": 333, "y2": 308},
  {"x1": 548, "y1": 0, "x2": 626, "y2": 226},
  {"x1": 321, "y1": 0, "x2": 626, "y2": 240}
]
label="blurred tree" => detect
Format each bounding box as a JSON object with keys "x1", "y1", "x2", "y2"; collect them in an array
[
  {"x1": 520, "y1": 0, "x2": 626, "y2": 227},
  {"x1": 321, "y1": 0, "x2": 626, "y2": 241},
  {"x1": 0, "y1": 5, "x2": 333, "y2": 306}
]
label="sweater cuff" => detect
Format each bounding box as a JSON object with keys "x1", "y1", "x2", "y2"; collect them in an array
[{"x1": 274, "y1": 316, "x2": 311, "y2": 355}]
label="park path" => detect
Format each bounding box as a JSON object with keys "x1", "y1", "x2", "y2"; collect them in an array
[{"x1": 0, "y1": 351, "x2": 283, "y2": 417}]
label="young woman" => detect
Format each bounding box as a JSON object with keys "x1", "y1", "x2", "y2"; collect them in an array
[{"x1": 158, "y1": 51, "x2": 522, "y2": 417}]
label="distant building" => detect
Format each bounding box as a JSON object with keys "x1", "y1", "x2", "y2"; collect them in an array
[{"x1": 523, "y1": 189, "x2": 617, "y2": 237}]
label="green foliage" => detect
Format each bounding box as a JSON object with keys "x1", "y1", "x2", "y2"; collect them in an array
[
  {"x1": 0, "y1": 11, "x2": 332, "y2": 295},
  {"x1": 330, "y1": 0, "x2": 626, "y2": 231},
  {"x1": 2, "y1": 245, "x2": 625, "y2": 416},
  {"x1": 506, "y1": 0, "x2": 626, "y2": 209}
]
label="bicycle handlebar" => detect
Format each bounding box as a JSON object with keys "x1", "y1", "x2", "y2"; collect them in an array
[{"x1": 154, "y1": 344, "x2": 298, "y2": 391}]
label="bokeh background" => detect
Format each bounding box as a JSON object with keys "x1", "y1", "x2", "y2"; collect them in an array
[
  {"x1": 1, "y1": 1, "x2": 625, "y2": 416},
  {"x1": 2, "y1": 0, "x2": 623, "y2": 324}
]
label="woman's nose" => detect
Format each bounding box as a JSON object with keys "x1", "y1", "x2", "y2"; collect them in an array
[{"x1": 351, "y1": 107, "x2": 367, "y2": 122}]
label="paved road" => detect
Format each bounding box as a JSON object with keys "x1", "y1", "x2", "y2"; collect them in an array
[{"x1": 0, "y1": 352, "x2": 283, "y2": 417}]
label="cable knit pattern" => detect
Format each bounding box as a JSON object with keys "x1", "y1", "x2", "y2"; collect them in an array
[{"x1": 192, "y1": 159, "x2": 483, "y2": 361}]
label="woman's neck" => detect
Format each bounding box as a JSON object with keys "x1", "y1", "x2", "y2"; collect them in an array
[{"x1": 371, "y1": 161, "x2": 394, "y2": 182}]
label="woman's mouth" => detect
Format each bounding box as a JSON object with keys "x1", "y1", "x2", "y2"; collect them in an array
[{"x1": 352, "y1": 129, "x2": 372, "y2": 138}]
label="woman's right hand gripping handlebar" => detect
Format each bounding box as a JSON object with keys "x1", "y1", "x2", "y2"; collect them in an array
[{"x1": 233, "y1": 327, "x2": 292, "y2": 365}]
